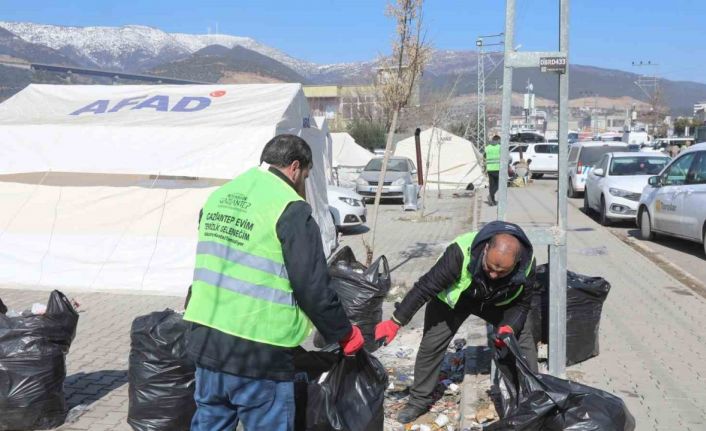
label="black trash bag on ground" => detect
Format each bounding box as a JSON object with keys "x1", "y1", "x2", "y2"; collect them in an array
[
  {"x1": 314, "y1": 246, "x2": 391, "y2": 352},
  {"x1": 0, "y1": 290, "x2": 79, "y2": 430},
  {"x1": 304, "y1": 349, "x2": 388, "y2": 431},
  {"x1": 528, "y1": 264, "x2": 611, "y2": 365},
  {"x1": 0, "y1": 297, "x2": 6, "y2": 315},
  {"x1": 127, "y1": 310, "x2": 195, "y2": 431},
  {"x1": 487, "y1": 334, "x2": 635, "y2": 431}
]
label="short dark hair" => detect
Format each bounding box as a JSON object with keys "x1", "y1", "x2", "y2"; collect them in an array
[
  {"x1": 492, "y1": 135, "x2": 501, "y2": 141},
  {"x1": 260, "y1": 134, "x2": 313, "y2": 169}
]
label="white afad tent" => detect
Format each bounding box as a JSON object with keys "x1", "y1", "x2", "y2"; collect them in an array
[
  {"x1": 394, "y1": 127, "x2": 486, "y2": 190},
  {"x1": 0, "y1": 83, "x2": 336, "y2": 294},
  {"x1": 330, "y1": 132, "x2": 374, "y2": 168},
  {"x1": 329, "y1": 132, "x2": 374, "y2": 187}
]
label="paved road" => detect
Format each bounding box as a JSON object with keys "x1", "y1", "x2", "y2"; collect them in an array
[
  {"x1": 563, "y1": 187, "x2": 706, "y2": 295},
  {"x1": 478, "y1": 179, "x2": 706, "y2": 430}
]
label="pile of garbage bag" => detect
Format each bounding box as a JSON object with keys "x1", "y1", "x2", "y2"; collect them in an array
[
  {"x1": 315, "y1": 246, "x2": 391, "y2": 352},
  {"x1": 0, "y1": 290, "x2": 79, "y2": 430},
  {"x1": 528, "y1": 264, "x2": 611, "y2": 365},
  {"x1": 488, "y1": 334, "x2": 635, "y2": 431},
  {"x1": 127, "y1": 309, "x2": 196, "y2": 431},
  {"x1": 294, "y1": 348, "x2": 388, "y2": 431}
]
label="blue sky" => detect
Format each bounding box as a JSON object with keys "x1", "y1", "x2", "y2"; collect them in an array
[{"x1": 3, "y1": 0, "x2": 705, "y2": 83}]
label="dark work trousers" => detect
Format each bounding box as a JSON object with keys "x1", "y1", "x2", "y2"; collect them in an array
[
  {"x1": 487, "y1": 171, "x2": 499, "y2": 203},
  {"x1": 408, "y1": 297, "x2": 537, "y2": 409}
]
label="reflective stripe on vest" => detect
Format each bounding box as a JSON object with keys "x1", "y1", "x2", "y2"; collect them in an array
[
  {"x1": 485, "y1": 143, "x2": 501, "y2": 172},
  {"x1": 437, "y1": 232, "x2": 533, "y2": 309},
  {"x1": 196, "y1": 241, "x2": 289, "y2": 280},
  {"x1": 183, "y1": 167, "x2": 312, "y2": 348}
]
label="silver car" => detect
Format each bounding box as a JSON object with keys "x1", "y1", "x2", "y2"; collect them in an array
[{"x1": 355, "y1": 156, "x2": 417, "y2": 201}]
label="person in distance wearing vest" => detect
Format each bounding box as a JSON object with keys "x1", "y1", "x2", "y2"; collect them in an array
[
  {"x1": 484, "y1": 134, "x2": 501, "y2": 206},
  {"x1": 184, "y1": 135, "x2": 364, "y2": 431},
  {"x1": 374, "y1": 221, "x2": 538, "y2": 424}
]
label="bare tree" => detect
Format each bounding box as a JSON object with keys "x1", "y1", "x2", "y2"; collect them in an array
[{"x1": 366, "y1": 0, "x2": 431, "y2": 264}]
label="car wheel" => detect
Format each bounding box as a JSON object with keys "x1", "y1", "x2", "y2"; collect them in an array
[
  {"x1": 568, "y1": 179, "x2": 577, "y2": 198},
  {"x1": 599, "y1": 196, "x2": 610, "y2": 226},
  {"x1": 583, "y1": 189, "x2": 592, "y2": 215},
  {"x1": 640, "y1": 209, "x2": 655, "y2": 240}
]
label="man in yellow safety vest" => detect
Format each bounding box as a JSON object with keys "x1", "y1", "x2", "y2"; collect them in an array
[
  {"x1": 485, "y1": 135, "x2": 502, "y2": 206},
  {"x1": 374, "y1": 220, "x2": 537, "y2": 424},
  {"x1": 184, "y1": 134, "x2": 364, "y2": 431}
]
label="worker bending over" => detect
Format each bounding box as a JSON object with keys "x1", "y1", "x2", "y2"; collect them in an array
[{"x1": 375, "y1": 221, "x2": 538, "y2": 424}]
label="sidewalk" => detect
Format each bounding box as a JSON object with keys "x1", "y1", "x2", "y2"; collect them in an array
[{"x1": 477, "y1": 180, "x2": 706, "y2": 430}]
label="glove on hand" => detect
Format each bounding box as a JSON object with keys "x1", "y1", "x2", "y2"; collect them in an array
[
  {"x1": 374, "y1": 319, "x2": 401, "y2": 346},
  {"x1": 339, "y1": 325, "x2": 365, "y2": 356},
  {"x1": 493, "y1": 325, "x2": 514, "y2": 349}
]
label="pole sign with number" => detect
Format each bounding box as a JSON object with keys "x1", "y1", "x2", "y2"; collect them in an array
[{"x1": 540, "y1": 57, "x2": 567, "y2": 73}]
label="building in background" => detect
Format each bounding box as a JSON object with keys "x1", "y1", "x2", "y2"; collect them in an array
[{"x1": 303, "y1": 85, "x2": 380, "y2": 130}]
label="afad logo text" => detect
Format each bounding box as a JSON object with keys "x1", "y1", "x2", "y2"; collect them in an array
[{"x1": 69, "y1": 90, "x2": 227, "y2": 116}]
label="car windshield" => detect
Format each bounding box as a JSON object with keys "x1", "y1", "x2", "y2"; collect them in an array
[
  {"x1": 609, "y1": 157, "x2": 669, "y2": 176},
  {"x1": 364, "y1": 158, "x2": 410, "y2": 172},
  {"x1": 579, "y1": 146, "x2": 627, "y2": 166}
]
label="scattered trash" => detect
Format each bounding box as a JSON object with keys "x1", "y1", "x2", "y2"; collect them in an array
[
  {"x1": 434, "y1": 413, "x2": 450, "y2": 427},
  {"x1": 127, "y1": 309, "x2": 195, "y2": 431},
  {"x1": 396, "y1": 347, "x2": 415, "y2": 359},
  {"x1": 488, "y1": 334, "x2": 635, "y2": 431},
  {"x1": 314, "y1": 246, "x2": 391, "y2": 352},
  {"x1": 30, "y1": 302, "x2": 47, "y2": 315},
  {"x1": 529, "y1": 264, "x2": 611, "y2": 365},
  {"x1": 0, "y1": 290, "x2": 79, "y2": 430}
]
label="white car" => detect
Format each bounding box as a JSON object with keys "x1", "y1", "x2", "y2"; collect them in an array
[
  {"x1": 638, "y1": 143, "x2": 706, "y2": 256},
  {"x1": 568, "y1": 141, "x2": 629, "y2": 197},
  {"x1": 327, "y1": 186, "x2": 367, "y2": 229},
  {"x1": 584, "y1": 152, "x2": 670, "y2": 225},
  {"x1": 509, "y1": 143, "x2": 559, "y2": 177}
]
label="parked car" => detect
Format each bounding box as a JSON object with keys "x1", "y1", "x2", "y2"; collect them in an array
[
  {"x1": 327, "y1": 186, "x2": 366, "y2": 229},
  {"x1": 638, "y1": 143, "x2": 706, "y2": 256},
  {"x1": 567, "y1": 141, "x2": 629, "y2": 197},
  {"x1": 355, "y1": 156, "x2": 417, "y2": 201},
  {"x1": 509, "y1": 143, "x2": 559, "y2": 177},
  {"x1": 584, "y1": 152, "x2": 670, "y2": 225}
]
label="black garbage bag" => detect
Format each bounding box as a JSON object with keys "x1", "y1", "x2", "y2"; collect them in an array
[
  {"x1": 487, "y1": 334, "x2": 635, "y2": 431},
  {"x1": 127, "y1": 310, "x2": 195, "y2": 431},
  {"x1": 529, "y1": 264, "x2": 611, "y2": 365},
  {"x1": 0, "y1": 290, "x2": 79, "y2": 430},
  {"x1": 315, "y1": 246, "x2": 391, "y2": 352},
  {"x1": 304, "y1": 349, "x2": 388, "y2": 431},
  {"x1": 0, "y1": 297, "x2": 7, "y2": 315}
]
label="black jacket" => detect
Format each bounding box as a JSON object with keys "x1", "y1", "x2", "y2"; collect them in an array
[
  {"x1": 393, "y1": 220, "x2": 536, "y2": 333},
  {"x1": 186, "y1": 168, "x2": 352, "y2": 381}
]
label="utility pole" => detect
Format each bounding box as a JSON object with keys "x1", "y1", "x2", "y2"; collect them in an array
[
  {"x1": 499, "y1": 0, "x2": 569, "y2": 377},
  {"x1": 632, "y1": 60, "x2": 661, "y2": 134},
  {"x1": 474, "y1": 34, "x2": 503, "y2": 153}
]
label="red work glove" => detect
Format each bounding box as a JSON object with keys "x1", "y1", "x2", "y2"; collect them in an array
[
  {"x1": 374, "y1": 319, "x2": 401, "y2": 346},
  {"x1": 339, "y1": 325, "x2": 365, "y2": 356},
  {"x1": 493, "y1": 325, "x2": 514, "y2": 349}
]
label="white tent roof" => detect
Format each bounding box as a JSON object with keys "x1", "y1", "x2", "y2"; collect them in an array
[
  {"x1": 330, "y1": 132, "x2": 374, "y2": 168},
  {"x1": 0, "y1": 83, "x2": 335, "y2": 294},
  {"x1": 394, "y1": 127, "x2": 486, "y2": 190}
]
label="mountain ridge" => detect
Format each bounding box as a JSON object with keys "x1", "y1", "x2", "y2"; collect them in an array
[{"x1": 0, "y1": 21, "x2": 705, "y2": 114}]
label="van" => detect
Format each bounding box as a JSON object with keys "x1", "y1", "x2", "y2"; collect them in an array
[
  {"x1": 568, "y1": 141, "x2": 629, "y2": 197},
  {"x1": 622, "y1": 131, "x2": 651, "y2": 147}
]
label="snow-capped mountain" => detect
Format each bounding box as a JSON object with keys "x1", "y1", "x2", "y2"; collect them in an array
[{"x1": 0, "y1": 21, "x2": 319, "y2": 74}]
